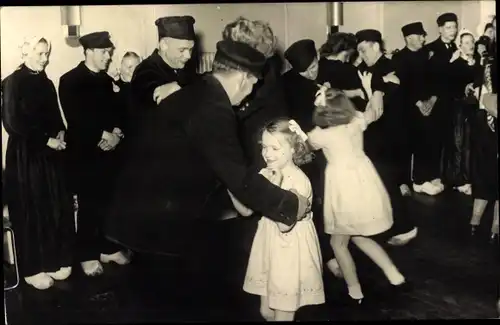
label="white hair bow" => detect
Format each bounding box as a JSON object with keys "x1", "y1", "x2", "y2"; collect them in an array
[
  {"x1": 314, "y1": 82, "x2": 331, "y2": 107},
  {"x1": 289, "y1": 119, "x2": 308, "y2": 141}
]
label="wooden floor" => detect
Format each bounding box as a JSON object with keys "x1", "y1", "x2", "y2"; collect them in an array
[{"x1": 4, "y1": 189, "x2": 499, "y2": 323}]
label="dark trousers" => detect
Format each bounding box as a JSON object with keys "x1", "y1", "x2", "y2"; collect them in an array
[
  {"x1": 442, "y1": 99, "x2": 474, "y2": 187},
  {"x1": 75, "y1": 189, "x2": 122, "y2": 262},
  {"x1": 395, "y1": 137, "x2": 413, "y2": 187},
  {"x1": 373, "y1": 160, "x2": 416, "y2": 238},
  {"x1": 411, "y1": 98, "x2": 450, "y2": 184},
  {"x1": 401, "y1": 155, "x2": 413, "y2": 186},
  {"x1": 183, "y1": 218, "x2": 244, "y2": 301},
  {"x1": 71, "y1": 154, "x2": 123, "y2": 262}
]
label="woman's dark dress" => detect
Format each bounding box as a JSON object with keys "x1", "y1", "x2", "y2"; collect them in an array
[
  {"x1": 317, "y1": 57, "x2": 366, "y2": 110},
  {"x1": 471, "y1": 57, "x2": 498, "y2": 200},
  {"x1": 317, "y1": 58, "x2": 362, "y2": 88},
  {"x1": 442, "y1": 57, "x2": 481, "y2": 187},
  {"x1": 1, "y1": 65, "x2": 75, "y2": 277}
]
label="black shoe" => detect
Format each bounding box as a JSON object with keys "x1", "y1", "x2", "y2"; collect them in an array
[
  {"x1": 471, "y1": 225, "x2": 479, "y2": 236},
  {"x1": 391, "y1": 280, "x2": 413, "y2": 295},
  {"x1": 338, "y1": 293, "x2": 364, "y2": 307},
  {"x1": 346, "y1": 296, "x2": 363, "y2": 306},
  {"x1": 490, "y1": 233, "x2": 499, "y2": 244}
]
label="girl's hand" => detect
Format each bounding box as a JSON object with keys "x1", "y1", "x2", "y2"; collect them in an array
[
  {"x1": 382, "y1": 72, "x2": 400, "y2": 85},
  {"x1": 259, "y1": 168, "x2": 283, "y2": 187},
  {"x1": 227, "y1": 190, "x2": 253, "y2": 217},
  {"x1": 357, "y1": 70, "x2": 373, "y2": 99},
  {"x1": 367, "y1": 91, "x2": 384, "y2": 121},
  {"x1": 277, "y1": 221, "x2": 294, "y2": 233}
]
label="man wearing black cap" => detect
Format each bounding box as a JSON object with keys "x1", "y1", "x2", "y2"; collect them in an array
[
  {"x1": 419, "y1": 12, "x2": 460, "y2": 195},
  {"x1": 108, "y1": 16, "x2": 198, "y2": 244},
  {"x1": 59, "y1": 31, "x2": 130, "y2": 277},
  {"x1": 104, "y1": 39, "x2": 311, "y2": 288},
  {"x1": 392, "y1": 22, "x2": 438, "y2": 196},
  {"x1": 283, "y1": 39, "x2": 320, "y2": 132},
  {"x1": 355, "y1": 29, "x2": 418, "y2": 246},
  {"x1": 130, "y1": 15, "x2": 197, "y2": 111}
]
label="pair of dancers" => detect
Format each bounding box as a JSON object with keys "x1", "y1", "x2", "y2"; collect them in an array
[{"x1": 229, "y1": 84, "x2": 406, "y2": 321}]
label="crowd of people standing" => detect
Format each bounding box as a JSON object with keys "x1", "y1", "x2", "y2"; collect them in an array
[{"x1": 2, "y1": 8, "x2": 498, "y2": 320}]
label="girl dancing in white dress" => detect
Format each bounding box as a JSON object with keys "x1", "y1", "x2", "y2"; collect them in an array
[
  {"x1": 228, "y1": 119, "x2": 324, "y2": 321},
  {"x1": 307, "y1": 86, "x2": 406, "y2": 303}
]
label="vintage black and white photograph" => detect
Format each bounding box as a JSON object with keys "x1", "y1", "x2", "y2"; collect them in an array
[{"x1": 1, "y1": 1, "x2": 498, "y2": 323}]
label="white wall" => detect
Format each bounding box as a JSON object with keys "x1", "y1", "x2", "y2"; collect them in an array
[
  {"x1": 375, "y1": 1, "x2": 487, "y2": 52},
  {"x1": 2, "y1": 2, "x2": 492, "y2": 81},
  {"x1": 478, "y1": 0, "x2": 496, "y2": 36},
  {"x1": 340, "y1": 2, "x2": 385, "y2": 34}
]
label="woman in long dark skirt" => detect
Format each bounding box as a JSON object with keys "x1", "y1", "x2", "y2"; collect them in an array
[
  {"x1": 470, "y1": 109, "x2": 498, "y2": 241},
  {"x1": 442, "y1": 30, "x2": 482, "y2": 195},
  {"x1": 469, "y1": 49, "x2": 498, "y2": 242},
  {"x1": 2, "y1": 36, "x2": 75, "y2": 290}
]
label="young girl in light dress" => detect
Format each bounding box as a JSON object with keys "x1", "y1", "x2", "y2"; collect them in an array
[
  {"x1": 307, "y1": 86, "x2": 406, "y2": 304},
  {"x1": 228, "y1": 119, "x2": 325, "y2": 321}
]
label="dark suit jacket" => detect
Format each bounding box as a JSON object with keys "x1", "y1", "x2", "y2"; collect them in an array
[
  {"x1": 392, "y1": 46, "x2": 434, "y2": 108},
  {"x1": 59, "y1": 62, "x2": 123, "y2": 192},
  {"x1": 358, "y1": 56, "x2": 406, "y2": 163},
  {"x1": 424, "y1": 37, "x2": 458, "y2": 98},
  {"x1": 283, "y1": 70, "x2": 318, "y2": 133},
  {"x1": 130, "y1": 49, "x2": 197, "y2": 111},
  {"x1": 104, "y1": 74, "x2": 299, "y2": 255}
]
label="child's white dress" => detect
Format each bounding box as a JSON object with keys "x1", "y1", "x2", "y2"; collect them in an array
[
  {"x1": 308, "y1": 111, "x2": 393, "y2": 236},
  {"x1": 243, "y1": 166, "x2": 325, "y2": 312}
]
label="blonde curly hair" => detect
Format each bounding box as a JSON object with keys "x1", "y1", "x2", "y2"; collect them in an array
[
  {"x1": 260, "y1": 118, "x2": 314, "y2": 166},
  {"x1": 222, "y1": 17, "x2": 277, "y2": 58}
]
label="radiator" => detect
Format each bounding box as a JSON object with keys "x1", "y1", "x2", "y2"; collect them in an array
[{"x1": 197, "y1": 52, "x2": 216, "y2": 74}]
